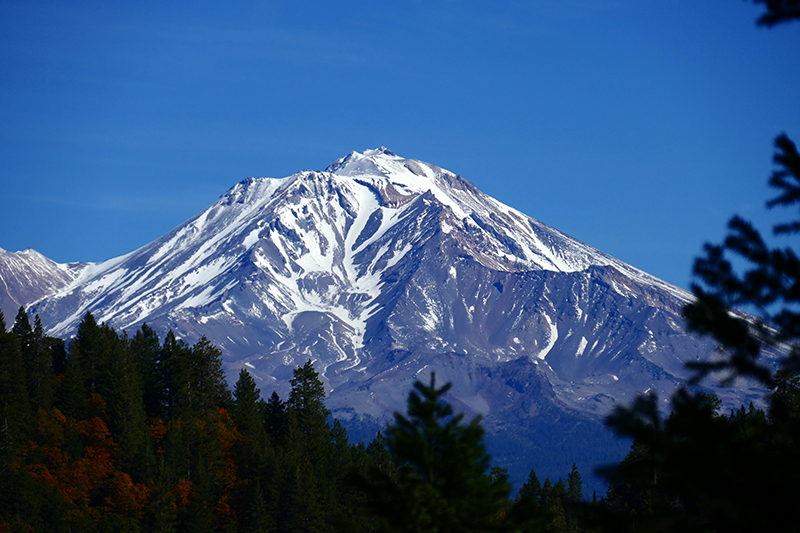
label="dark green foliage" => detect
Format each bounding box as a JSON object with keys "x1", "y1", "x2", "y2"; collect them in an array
[
  {"x1": 241, "y1": 479, "x2": 274, "y2": 533},
  {"x1": 288, "y1": 359, "x2": 330, "y2": 434},
  {"x1": 0, "y1": 312, "x2": 600, "y2": 532},
  {"x1": 356, "y1": 374, "x2": 520, "y2": 533},
  {"x1": 232, "y1": 369, "x2": 272, "y2": 478},
  {"x1": 601, "y1": 388, "x2": 800, "y2": 532},
  {"x1": 107, "y1": 332, "x2": 151, "y2": 481},
  {"x1": 0, "y1": 310, "x2": 30, "y2": 443},
  {"x1": 517, "y1": 467, "x2": 542, "y2": 510},
  {"x1": 264, "y1": 391, "x2": 288, "y2": 446},
  {"x1": 191, "y1": 335, "x2": 231, "y2": 412},
  {"x1": 28, "y1": 314, "x2": 56, "y2": 411},
  {"x1": 131, "y1": 323, "x2": 163, "y2": 419},
  {"x1": 12, "y1": 307, "x2": 34, "y2": 361},
  {"x1": 365, "y1": 430, "x2": 395, "y2": 479},
  {"x1": 59, "y1": 312, "x2": 115, "y2": 419},
  {"x1": 603, "y1": 147, "x2": 800, "y2": 523},
  {"x1": 597, "y1": 121, "x2": 800, "y2": 529},
  {"x1": 567, "y1": 464, "x2": 583, "y2": 503},
  {"x1": 159, "y1": 330, "x2": 193, "y2": 418},
  {"x1": 752, "y1": 0, "x2": 800, "y2": 26},
  {"x1": 683, "y1": 134, "x2": 800, "y2": 385}
]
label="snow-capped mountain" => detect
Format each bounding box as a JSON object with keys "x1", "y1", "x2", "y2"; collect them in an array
[
  {"x1": 0, "y1": 247, "x2": 82, "y2": 323},
  {"x1": 13, "y1": 147, "x2": 770, "y2": 488}
]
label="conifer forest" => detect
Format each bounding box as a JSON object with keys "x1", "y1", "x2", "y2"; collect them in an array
[
  {"x1": 2, "y1": 3, "x2": 799, "y2": 532},
  {"x1": 1, "y1": 140, "x2": 800, "y2": 531}
]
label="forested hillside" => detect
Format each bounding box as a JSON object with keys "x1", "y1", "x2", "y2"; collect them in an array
[{"x1": 0, "y1": 308, "x2": 593, "y2": 532}]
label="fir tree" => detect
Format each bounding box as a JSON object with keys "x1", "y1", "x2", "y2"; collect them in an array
[
  {"x1": 28, "y1": 314, "x2": 55, "y2": 411},
  {"x1": 159, "y1": 331, "x2": 193, "y2": 419},
  {"x1": 567, "y1": 464, "x2": 582, "y2": 503},
  {"x1": 288, "y1": 360, "x2": 330, "y2": 435},
  {"x1": 130, "y1": 323, "x2": 163, "y2": 419},
  {"x1": 356, "y1": 374, "x2": 518, "y2": 533},
  {"x1": 517, "y1": 467, "x2": 542, "y2": 509},
  {"x1": 232, "y1": 369, "x2": 272, "y2": 478},
  {"x1": 191, "y1": 336, "x2": 231, "y2": 413},
  {"x1": 0, "y1": 310, "x2": 30, "y2": 443},
  {"x1": 107, "y1": 333, "x2": 151, "y2": 481},
  {"x1": 264, "y1": 391, "x2": 288, "y2": 446}
]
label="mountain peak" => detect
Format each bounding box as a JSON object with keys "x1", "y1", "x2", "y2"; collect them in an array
[
  {"x1": 362, "y1": 146, "x2": 397, "y2": 158},
  {"x1": 325, "y1": 147, "x2": 401, "y2": 176}
]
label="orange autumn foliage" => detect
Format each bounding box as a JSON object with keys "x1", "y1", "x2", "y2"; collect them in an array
[
  {"x1": 26, "y1": 397, "x2": 149, "y2": 521},
  {"x1": 174, "y1": 478, "x2": 193, "y2": 507},
  {"x1": 150, "y1": 417, "x2": 168, "y2": 454},
  {"x1": 103, "y1": 471, "x2": 150, "y2": 516}
]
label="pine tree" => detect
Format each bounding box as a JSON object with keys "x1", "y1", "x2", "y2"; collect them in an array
[
  {"x1": 241, "y1": 479, "x2": 274, "y2": 533},
  {"x1": 232, "y1": 369, "x2": 272, "y2": 478},
  {"x1": 11, "y1": 307, "x2": 33, "y2": 362},
  {"x1": 264, "y1": 391, "x2": 288, "y2": 446},
  {"x1": 191, "y1": 336, "x2": 231, "y2": 413},
  {"x1": 356, "y1": 374, "x2": 516, "y2": 533},
  {"x1": 517, "y1": 467, "x2": 542, "y2": 509},
  {"x1": 0, "y1": 310, "x2": 30, "y2": 443},
  {"x1": 287, "y1": 360, "x2": 332, "y2": 483},
  {"x1": 27, "y1": 314, "x2": 56, "y2": 411},
  {"x1": 566, "y1": 464, "x2": 582, "y2": 503},
  {"x1": 365, "y1": 430, "x2": 395, "y2": 479},
  {"x1": 59, "y1": 312, "x2": 115, "y2": 419},
  {"x1": 288, "y1": 360, "x2": 330, "y2": 435},
  {"x1": 282, "y1": 453, "x2": 325, "y2": 533},
  {"x1": 131, "y1": 323, "x2": 163, "y2": 419},
  {"x1": 159, "y1": 331, "x2": 193, "y2": 419},
  {"x1": 107, "y1": 333, "x2": 151, "y2": 481}
]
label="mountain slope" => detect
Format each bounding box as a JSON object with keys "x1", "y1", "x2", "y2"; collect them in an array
[
  {"x1": 0, "y1": 247, "x2": 81, "y2": 322},
  {"x1": 19, "y1": 147, "x2": 771, "y2": 490}
]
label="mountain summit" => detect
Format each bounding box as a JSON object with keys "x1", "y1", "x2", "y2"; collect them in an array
[{"x1": 20, "y1": 148, "x2": 766, "y2": 487}]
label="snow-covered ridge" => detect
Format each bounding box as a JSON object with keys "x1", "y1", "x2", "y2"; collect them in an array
[{"x1": 29, "y1": 147, "x2": 690, "y2": 344}]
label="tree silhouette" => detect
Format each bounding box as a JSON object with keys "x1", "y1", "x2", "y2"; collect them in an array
[
  {"x1": 752, "y1": 0, "x2": 800, "y2": 26},
  {"x1": 683, "y1": 133, "x2": 800, "y2": 386},
  {"x1": 356, "y1": 374, "x2": 524, "y2": 533}
]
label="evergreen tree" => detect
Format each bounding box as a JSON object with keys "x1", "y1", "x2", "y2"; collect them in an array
[
  {"x1": 356, "y1": 374, "x2": 518, "y2": 533},
  {"x1": 565, "y1": 465, "x2": 583, "y2": 532},
  {"x1": 599, "y1": 4, "x2": 800, "y2": 518},
  {"x1": 232, "y1": 369, "x2": 272, "y2": 478},
  {"x1": 282, "y1": 453, "x2": 325, "y2": 533},
  {"x1": 59, "y1": 312, "x2": 117, "y2": 419},
  {"x1": 566, "y1": 464, "x2": 582, "y2": 503},
  {"x1": 130, "y1": 323, "x2": 163, "y2": 419},
  {"x1": 682, "y1": 133, "x2": 800, "y2": 386},
  {"x1": 287, "y1": 360, "x2": 332, "y2": 485},
  {"x1": 365, "y1": 430, "x2": 395, "y2": 479},
  {"x1": 191, "y1": 335, "x2": 231, "y2": 413},
  {"x1": 288, "y1": 360, "x2": 330, "y2": 435},
  {"x1": 241, "y1": 479, "x2": 274, "y2": 533},
  {"x1": 264, "y1": 391, "x2": 288, "y2": 446},
  {"x1": 0, "y1": 310, "x2": 30, "y2": 443},
  {"x1": 159, "y1": 331, "x2": 193, "y2": 419},
  {"x1": 517, "y1": 467, "x2": 542, "y2": 509},
  {"x1": 27, "y1": 314, "x2": 56, "y2": 411},
  {"x1": 107, "y1": 333, "x2": 151, "y2": 481},
  {"x1": 11, "y1": 307, "x2": 33, "y2": 362}
]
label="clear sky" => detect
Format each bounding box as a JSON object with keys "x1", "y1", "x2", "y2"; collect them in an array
[{"x1": 1, "y1": 0, "x2": 798, "y2": 290}]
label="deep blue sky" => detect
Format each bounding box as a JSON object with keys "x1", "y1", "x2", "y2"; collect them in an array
[{"x1": 1, "y1": 1, "x2": 798, "y2": 290}]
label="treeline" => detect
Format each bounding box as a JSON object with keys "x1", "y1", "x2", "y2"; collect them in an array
[
  {"x1": 0, "y1": 308, "x2": 587, "y2": 533},
  {"x1": 3, "y1": 304, "x2": 798, "y2": 532},
  {"x1": 0, "y1": 307, "x2": 377, "y2": 532}
]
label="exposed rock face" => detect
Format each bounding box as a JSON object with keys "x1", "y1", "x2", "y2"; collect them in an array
[
  {"x1": 0, "y1": 247, "x2": 79, "y2": 323},
  {"x1": 9, "y1": 147, "x2": 771, "y2": 489}
]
